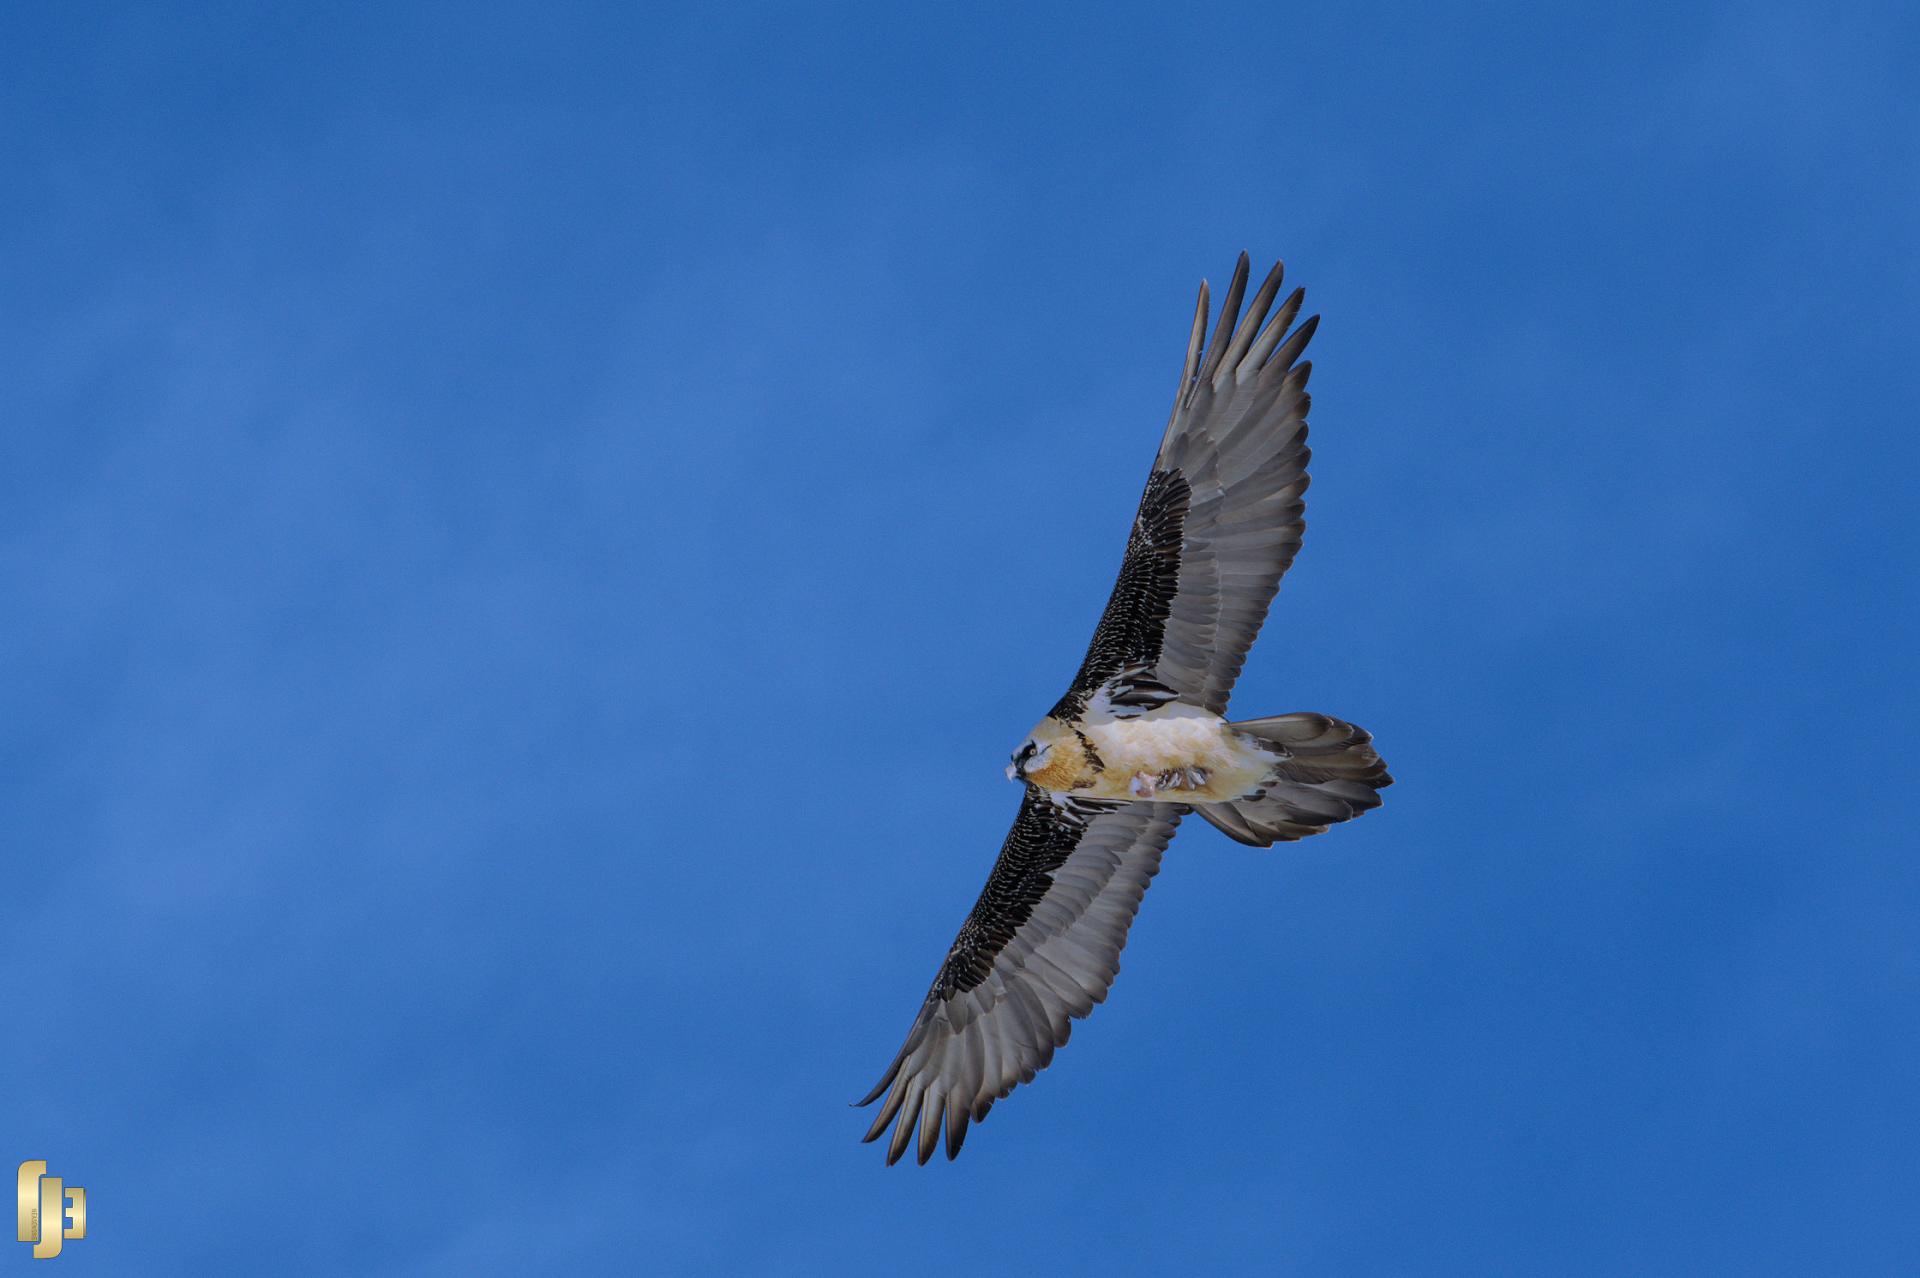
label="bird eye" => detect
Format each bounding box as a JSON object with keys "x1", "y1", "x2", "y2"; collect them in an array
[{"x1": 1015, "y1": 743, "x2": 1036, "y2": 766}]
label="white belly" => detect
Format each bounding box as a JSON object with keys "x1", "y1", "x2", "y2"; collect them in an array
[{"x1": 1079, "y1": 706, "x2": 1275, "y2": 803}]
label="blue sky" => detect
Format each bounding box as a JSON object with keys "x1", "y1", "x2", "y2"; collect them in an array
[{"x1": 4, "y1": 3, "x2": 1917, "y2": 1273}]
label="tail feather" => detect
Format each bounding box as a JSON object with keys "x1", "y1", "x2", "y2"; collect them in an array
[{"x1": 1195, "y1": 713, "x2": 1390, "y2": 847}]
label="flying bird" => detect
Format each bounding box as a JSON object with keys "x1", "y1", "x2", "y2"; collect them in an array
[{"x1": 858, "y1": 253, "x2": 1391, "y2": 1165}]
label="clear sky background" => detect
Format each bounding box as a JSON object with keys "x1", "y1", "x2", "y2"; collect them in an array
[{"x1": 4, "y1": 3, "x2": 1917, "y2": 1274}]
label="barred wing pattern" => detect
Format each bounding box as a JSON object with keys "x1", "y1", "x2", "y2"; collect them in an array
[
  {"x1": 1055, "y1": 253, "x2": 1316, "y2": 718},
  {"x1": 857, "y1": 792, "x2": 1181, "y2": 1164}
]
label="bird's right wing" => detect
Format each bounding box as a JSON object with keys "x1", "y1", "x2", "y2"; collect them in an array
[{"x1": 857, "y1": 790, "x2": 1182, "y2": 1164}]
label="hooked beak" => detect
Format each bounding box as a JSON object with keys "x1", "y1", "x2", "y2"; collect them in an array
[{"x1": 1004, "y1": 762, "x2": 1020, "y2": 782}]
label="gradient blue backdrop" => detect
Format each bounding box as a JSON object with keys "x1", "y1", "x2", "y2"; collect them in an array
[{"x1": 5, "y1": 3, "x2": 1916, "y2": 1274}]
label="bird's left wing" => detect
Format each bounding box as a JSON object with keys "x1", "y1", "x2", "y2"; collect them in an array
[
  {"x1": 857, "y1": 790, "x2": 1183, "y2": 1163},
  {"x1": 1054, "y1": 253, "x2": 1319, "y2": 719}
]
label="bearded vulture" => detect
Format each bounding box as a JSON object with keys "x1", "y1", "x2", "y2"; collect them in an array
[{"x1": 858, "y1": 253, "x2": 1391, "y2": 1164}]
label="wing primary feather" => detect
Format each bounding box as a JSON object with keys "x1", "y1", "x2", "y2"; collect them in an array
[
  {"x1": 917, "y1": 1093, "x2": 945, "y2": 1166},
  {"x1": 945, "y1": 1099, "x2": 970, "y2": 1160},
  {"x1": 1246, "y1": 286, "x2": 1306, "y2": 374},
  {"x1": 862, "y1": 1068, "x2": 912, "y2": 1143},
  {"x1": 1267, "y1": 312, "x2": 1320, "y2": 374},
  {"x1": 1198, "y1": 251, "x2": 1251, "y2": 385},
  {"x1": 1287, "y1": 363, "x2": 1313, "y2": 401},
  {"x1": 1218, "y1": 259, "x2": 1285, "y2": 387},
  {"x1": 1174, "y1": 279, "x2": 1210, "y2": 419},
  {"x1": 854, "y1": 1048, "x2": 904, "y2": 1109},
  {"x1": 887, "y1": 1085, "x2": 925, "y2": 1166}
]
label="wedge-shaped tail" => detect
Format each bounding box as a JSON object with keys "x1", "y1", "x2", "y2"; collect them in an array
[{"x1": 1195, "y1": 713, "x2": 1390, "y2": 846}]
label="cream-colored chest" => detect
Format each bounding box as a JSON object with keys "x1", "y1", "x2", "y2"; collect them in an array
[{"x1": 1078, "y1": 711, "x2": 1272, "y2": 802}]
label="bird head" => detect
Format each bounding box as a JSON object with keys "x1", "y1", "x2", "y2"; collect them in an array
[{"x1": 1006, "y1": 717, "x2": 1083, "y2": 788}]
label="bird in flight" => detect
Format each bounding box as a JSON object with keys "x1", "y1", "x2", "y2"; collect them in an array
[{"x1": 858, "y1": 253, "x2": 1391, "y2": 1164}]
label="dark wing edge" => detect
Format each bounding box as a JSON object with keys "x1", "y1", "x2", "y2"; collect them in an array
[
  {"x1": 856, "y1": 792, "x2": 1183, "y2": 1164},
  {"x1": 1055, "y1": 253, "x2": 1317, "y2": 718}
]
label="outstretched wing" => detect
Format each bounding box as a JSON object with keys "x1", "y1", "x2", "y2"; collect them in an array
[
  {"x1": 1054, "y1": 253, "x2": 1317, "y2": 719},
  {"x1": 857, "y1": 791, "x2": 1182, "y2": 1164}
]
